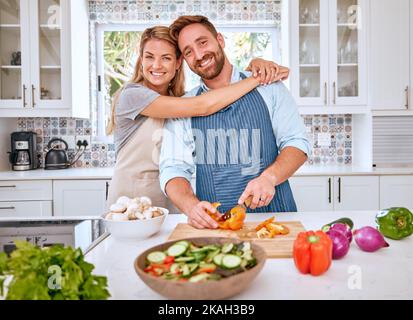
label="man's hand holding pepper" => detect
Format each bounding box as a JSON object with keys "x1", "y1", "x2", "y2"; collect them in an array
[{"x1": 186, "y1": 201, "x2": 220, "y2": 229}]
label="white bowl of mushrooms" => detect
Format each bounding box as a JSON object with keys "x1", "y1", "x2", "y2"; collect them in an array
[{"x1": 103, "y1": 196, "x2": 168, "y2": 240}]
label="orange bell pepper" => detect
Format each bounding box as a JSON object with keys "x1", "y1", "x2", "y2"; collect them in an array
[
  {"x1": 255, "y1": 217, "x2": 275, "y2": 231},
  {"x1": 207, "y1": 202, "x2": 246, "y2": 231},
  {"x1": 293, "y1": 230, "x2": 333, "y2": 276}
]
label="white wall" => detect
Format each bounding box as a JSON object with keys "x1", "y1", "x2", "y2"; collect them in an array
[{"x1": 0, "y1": 118, "x2": 17, "y2": 171}]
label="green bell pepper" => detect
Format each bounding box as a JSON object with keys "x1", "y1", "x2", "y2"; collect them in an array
[{"x1": 376, "y1": 207, "x2": 413, "y2": 240}]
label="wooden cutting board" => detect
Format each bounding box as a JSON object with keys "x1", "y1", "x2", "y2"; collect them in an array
[{"x1": 168, "y1": 221, "x2": 306, "y2": 258}]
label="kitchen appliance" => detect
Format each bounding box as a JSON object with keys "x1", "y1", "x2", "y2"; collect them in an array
[
  {"x1": 0, "y1": 219, "x2": 101, "y2": 256},
  {"x1": 9, "y1": 131, "x2": 38, "y2": 171},
  {"x1": 44, "y1": 138, "x2": 69, "y2": 170},
  {"x1": 168, "y1": 221, "x2": 306, "y2": 258}
]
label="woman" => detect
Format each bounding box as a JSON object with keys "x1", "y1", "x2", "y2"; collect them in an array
[{"x1": 106, "y1": 26, "x2": 289, "y2": 211}]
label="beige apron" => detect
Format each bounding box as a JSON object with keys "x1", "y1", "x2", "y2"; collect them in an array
[{"x1": 107, "y1": 117, "x2": 177, "y2": 213}]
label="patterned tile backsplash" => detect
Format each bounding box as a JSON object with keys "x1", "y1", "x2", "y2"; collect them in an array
[
  {"x1": 16, "y1": 114, "x2": 352, "y2": 168},
  {"x1": 17, "y1": 118, "x2": 116, "y2": 169}
]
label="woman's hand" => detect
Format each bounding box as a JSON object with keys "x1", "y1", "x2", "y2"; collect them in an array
[{"x1": 246, "y1": 58, "x2": 290, "y2": 84}]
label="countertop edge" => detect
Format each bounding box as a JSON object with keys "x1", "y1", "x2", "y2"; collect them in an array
[{"x1": 1, "y1": 167, "x2": 413, "y2": 181}]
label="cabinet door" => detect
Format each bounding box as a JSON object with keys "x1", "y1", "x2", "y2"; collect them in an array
[
  {"x1": 53, "y1": 180, "x2": 109, "y2": 216},
  {"x1": 334, "y1": 176, "x2": 379, "y2": 210},
  {"x1": 0, "y1": 0, "x2": 31, "y2": 109},
  {"x1": 0, "y1": 201, "x2": 52, "y2": 217},
  {"x1": 289, "y1": 176, "x2": 334, "y2": 211},
  {"x1": 329, "y1": 0, "x2": 367, "y2": 106},
  {"x1": 0, "y1": 180, "x2": 53, "y2": 201},
  {"x1": 370, "y1": 0, "x2": 410, "y2": 110},
  {"x1": 29, "y1": 0, "x2": 70, "y2": 109},
  {"x1": 380, "y1": 176, "x2": 413, "y2": 209},
  {"x1": 291, "y1": 0, "x2": 329, "y2": 106}
]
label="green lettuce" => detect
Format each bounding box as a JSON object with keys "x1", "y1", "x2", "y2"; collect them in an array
[{"x1": 0, "y1": 241, "x2": 110, "y2": 300}]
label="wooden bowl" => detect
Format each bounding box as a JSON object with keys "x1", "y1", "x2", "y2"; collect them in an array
[{"x1": 134, "y1": 237, "x2": 267, "y2": 300}]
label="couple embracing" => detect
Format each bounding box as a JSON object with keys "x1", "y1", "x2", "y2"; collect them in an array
[{"x1": 107, "y1": 15, "x2": 311, "y2": 229}]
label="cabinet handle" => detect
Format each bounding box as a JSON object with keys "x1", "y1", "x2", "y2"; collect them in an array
[
  {"x1": 0, "y1": 185, "x2": 16, "y2": 188},
  {"x1": 31, "y1": 85, "x2": 36, "y2": 108},
  {"x1": 324, "y1": 82, "x2": 327, "y2": 105},
  {"x1": 333, "y1": 82, "x2": 337, "y2": 104},
  {"x1": 0, "y1": 206, "x2": 15, "y2": 210},
  {"x1": 405, "y1": 86, "x2": 409, "y2": 109},
  {"x1": 105, "y1": 182, "x2": 110, "y2": 201},
  {"x1": 23, "y1": 85, "x2": 27, "y2": 107},
  {"x1": 328, "y1": 177, "x2": 332, "y2": 203},
  {"x1": 338, "y1": 177, "x2": 342, "y2": 203}
]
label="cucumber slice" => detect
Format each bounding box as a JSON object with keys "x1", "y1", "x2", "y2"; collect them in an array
[
  {"x1": 222, "y1": 254, "x2": 242, "y2": 269},
  {"x1": 170, "y1": 263, "x2": 180, "y2": 274},
  {"x1": 213, "y1": 253, "x2": 224, "y2": 266},
  {"x1": 147, "y1": 251, "x2": 166, "y2": 264},
  {"x1": 167, "y1": 244, "x2": 187, "y2": 257},
  {"x1": 187, "y1": 263, "x2": 199, "y2": 274},
  {"x1": 181, "y1": 264, "x2": 190, "y2": 277},
  {"x1": 190, "y1": 246, "x2": 210, "y2": 253},
  {"x1": 189, "y1": 273, "x2": 209, "y2": 283},
  {"x1": 221, "y1": 243, "x2": 234, "y2": 254},
  {"x1": 205, "y1": 249, "x2": 220, "y2": 263},
  {"x1": 174, "y1": 240, "x2": 190, "y2": 249},
  {"x1": 175, "y1": 256, "x2": 195, "y2": 262},
  {"x1": 242, "y1": 242, "x2": 251, "y2": 252},
  {"x1": 191, "y1": 252, "x2": 207, "y2": 262}
]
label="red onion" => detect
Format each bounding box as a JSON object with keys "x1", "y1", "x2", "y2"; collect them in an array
[
  {"x1": 326, "y1": 229, "x2": 350, "y2": 259},
  {"x1": 330, "y1": 223, "x2": 353, "y2": 243},
  {"x1": 353, "y1": 226, "x2": 390, "y2": 252}
]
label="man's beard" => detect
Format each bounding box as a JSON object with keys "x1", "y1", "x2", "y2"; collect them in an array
[{"x1": 191, "y1": 45, "x2": 225, "y2": 80}]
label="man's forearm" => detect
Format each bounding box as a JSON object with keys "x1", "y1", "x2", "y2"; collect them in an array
[
  {"x1": 261, "y1": 146, "x2": 308, "y2": 186},
  {"x1": 165, "y1": 177, "x2": 200, "y2": 214}
]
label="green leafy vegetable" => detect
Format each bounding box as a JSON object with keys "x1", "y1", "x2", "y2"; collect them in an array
[{"x1": 0, "y1": 241, "x2": 110, "y2": 300}]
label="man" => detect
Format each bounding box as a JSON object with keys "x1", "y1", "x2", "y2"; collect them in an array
[{"x1": 159, "y1": 15, "x2": 311, "y2": 229}]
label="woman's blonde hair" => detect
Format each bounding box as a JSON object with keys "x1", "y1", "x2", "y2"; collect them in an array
[{"x1": 106, "y1": 26, "x2": 185, "y2": 135}]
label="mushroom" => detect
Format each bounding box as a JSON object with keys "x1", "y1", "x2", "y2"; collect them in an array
[
  {"x1": 116, "y1": 196, "x2": 131, "y2": 207},
  {"x1": 110, "y1": 203, "x2": 127, "y2": 213},
  {"x1": 140, "y1": 196, "x2": 152, "y2": 207},
  {"x1": 142, "y1": 209, "x2": 153, "y2": 220}
]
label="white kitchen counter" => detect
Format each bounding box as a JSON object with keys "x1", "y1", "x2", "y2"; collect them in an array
[
  {"x1": 1, "y1": 166, "x2": 413, "y2": 181},
  {"x1": 85, "y1": 211, "x2": 413, "y2": 300}
]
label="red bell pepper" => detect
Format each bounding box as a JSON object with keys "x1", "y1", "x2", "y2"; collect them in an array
[{"x1": 293, "y1": 230, "x2": 333, "y2": 276}]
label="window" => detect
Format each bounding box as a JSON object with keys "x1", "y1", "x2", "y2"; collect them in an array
[{"x1": 95, "y1": 24, "x2": 279, "y2": 141}]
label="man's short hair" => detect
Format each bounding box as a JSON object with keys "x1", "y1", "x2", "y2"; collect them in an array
[{"x1": 170, "y1": 15, "x2": 218, "y2": 43}]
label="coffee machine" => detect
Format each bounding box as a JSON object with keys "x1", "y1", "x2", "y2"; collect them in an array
[{"x1": 9, "y1": 132, "x2": 38, "y2": 171}]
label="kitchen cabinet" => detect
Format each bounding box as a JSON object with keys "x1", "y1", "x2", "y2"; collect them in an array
[
  {"x1": 0, "y1": 0, "x2": 89, "y2": 118},
  {"x1": 369, "y1": 0, "x2": 410, "y2": 111},
  {"x1": 289, "y1": 175, "x2": 379, "y2": 211},
  {"x1": 290, "y1": 0, "x2": 367, "y2": 111},
  {"x1": 0, "y1": 201, "x2": 52, "y2": 217},
  {"x1": 288, "y1": 176, "x2": 334, "y2": 211},
  {"x1": 0, "y1": 180, "x2": 52, "y2": 201},
  {"x1": 380, "y1": 176, "x2": 413, "y2": 209},
  {"x1": 53, "y1": 180, "x2": 110, "y2": 217},
  {"x1": 0, "y1": 180, "x2": 52, "y2": 217}
]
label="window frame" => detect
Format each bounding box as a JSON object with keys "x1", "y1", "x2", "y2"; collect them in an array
[{"x1": 95, "y1": 24, "x2": 279, "y2": 142}]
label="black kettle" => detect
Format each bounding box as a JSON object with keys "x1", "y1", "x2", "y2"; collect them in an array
[{"x1": 44, "y1": 138, "x2": 69, "y2": 170}]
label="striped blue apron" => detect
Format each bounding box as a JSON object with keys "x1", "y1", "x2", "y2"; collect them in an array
[{"x1": 191, "y1": 73, "x2": 297, "y2": 213}]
